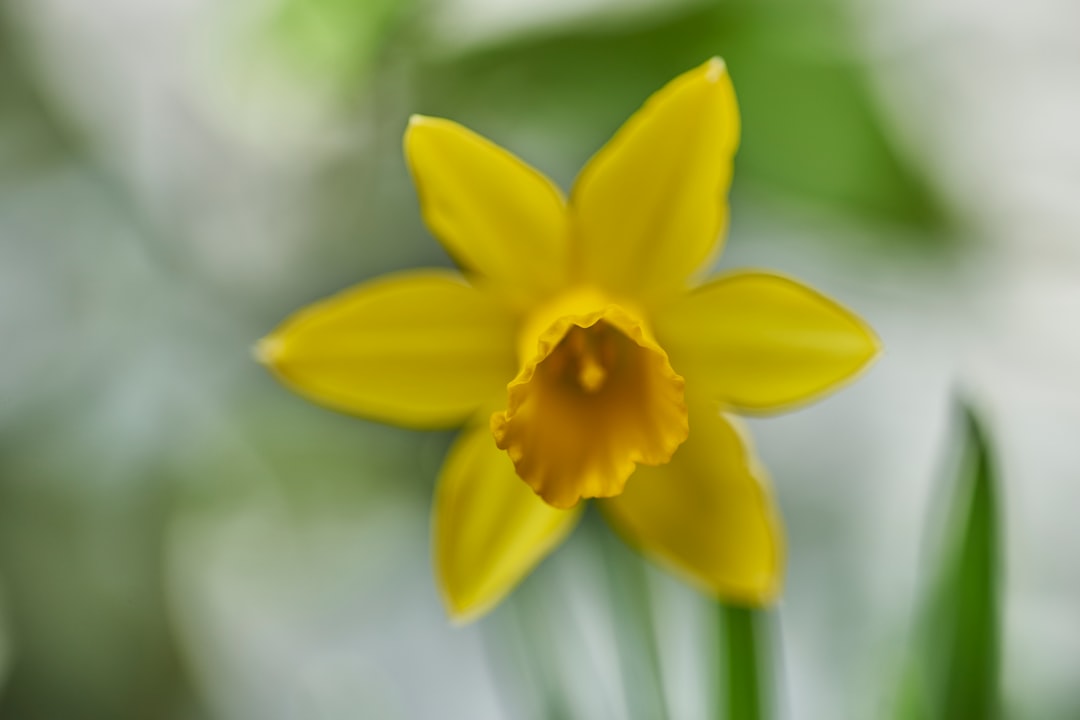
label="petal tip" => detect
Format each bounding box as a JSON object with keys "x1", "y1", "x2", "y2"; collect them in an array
[
  {"x1": 851, "y1": 315, "x2": 884, "y2": 373},
  {"x1": 438, "y1": 567, "x2": 520, "y2": 626},
  {"x1": 542, "y1": 493, "x2": 585, "y2": 511},
  {"x1": 867, "y1": 325, "x2": 885, "y2": 357},
  {"x1": 715, "y1": 560, "x2": 784, "y2": 607},
  {"x1": 703, "y1": 56, "x2": 727, "y2": 82},
  {"x1": 732, "y1": 581, "x2": 782, "y2": 608},
  {"x1": 444, "y1": 598, "x2": 486, "y2": 627},
  {"x1": 252, "y1": 335, "x2": 282, "y2": 366},
  {"x1": 436, "y1": 555, "x2": 497, "y2": 626},
  {"x1": 404, "y1": 115, "x2": 442, "y2": 148}
]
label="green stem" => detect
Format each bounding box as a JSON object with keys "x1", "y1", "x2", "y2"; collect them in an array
[{"x1": 721, "y1": 604, "x2": 767, "y2": 720}]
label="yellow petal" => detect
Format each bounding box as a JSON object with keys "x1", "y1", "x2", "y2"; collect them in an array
[
  {"x1": 435, "y1": 423, "x2": 583, "y2": 622},
  {"x1": 601, "y1": 406, "x2": 782, "y2": 604},
  {"x1": 570, "y1": 58, "x2": 740, "y2": 301},
  {"x1": 405, "y1": 115, "x2": 569, "y2": 308},
  {"x1": 491, "y1": 304, "x2": 688, "y2": 509},
  {"x1": 657, "y1": 271, "x2": 880, "y2": 413},
  {"x1": 258, "y1": 270, "x2": 517, "y2": 428}
]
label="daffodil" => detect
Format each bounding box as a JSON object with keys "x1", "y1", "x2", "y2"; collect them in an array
[{"x1": 258, "y1": 58, "x2": 879, "y2": 622}]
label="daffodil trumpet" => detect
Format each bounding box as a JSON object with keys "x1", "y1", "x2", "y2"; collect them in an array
[{"x1": 259, "y1": 58, "x2": 879, "y2": 622}]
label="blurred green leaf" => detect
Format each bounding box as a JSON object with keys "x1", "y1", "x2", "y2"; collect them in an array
[
  {"x1": 0, "y1": 579, "x2": 9, "y2": 693},
  {"x1": 0, "y1": 12, "x2": 84, "y2": 182},
  {"x1": 892, "y1": 659, "x2": 930, "y2": 720},
  {"x1": 895, "y1": 403, "x2": 1002, "y2": 720},
  {"x1": 414, "y1": 1, "x2": 948, "y2": 234},
  {"x1": 937, "y1": 407, "x2": 1001, "y2": 718},
  {"x1": 493, "y1": 580, "x2": 577, "y2": 720},
  {"x1": 720, "y1": 604, "x2": 769, "y2": 720},
  {"x1": 265, "y1": 0, "x2": 412, "y2": 92},
  {"x1": 601, "y1": 526, "x2": 669, "y2": 720}
]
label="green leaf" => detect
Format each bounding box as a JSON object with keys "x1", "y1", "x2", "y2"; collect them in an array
[
  {"x1": 896, "y1": 403, "x2": 1002, "y2": 719},
  {"x1": 263, "y1": 0, "x2": 412, "y2": 92},
  {"x1": 720, "y1": 604, "x2": 769, "y2": 720},
  {"x1": 600, "y1": 526, "x2": 670, "y2": 720},
  {"x1": 938, "y1": 407, "x2": 1001, "y2": 717},
  {"x1": 486, "y1": 590, "x2": 577, "y2": 720},
  {"x1": 0, "y1": 578, "x2": 9, "y2": 692}
]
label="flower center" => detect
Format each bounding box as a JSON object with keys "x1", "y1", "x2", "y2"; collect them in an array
[
  {"x1": 491, "y1": 303, "x2": 689, "y2": 509},
  {"x1": 550, "y1": 323, "x2": 618, "y2": 393}
]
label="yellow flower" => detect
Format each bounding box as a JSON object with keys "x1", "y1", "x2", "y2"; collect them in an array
[{"x1": 257, "y1": 58, "x2": 879, "y2": 622}]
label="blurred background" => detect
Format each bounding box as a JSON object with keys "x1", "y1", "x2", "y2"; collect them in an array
[{"x1": 2, "y1": 0, "x2": 1080, "y2": 717}]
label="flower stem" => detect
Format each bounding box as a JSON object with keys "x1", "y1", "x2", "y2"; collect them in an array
[{"x1": 720, "y1": 604, "x2": 768, "y2": 720}]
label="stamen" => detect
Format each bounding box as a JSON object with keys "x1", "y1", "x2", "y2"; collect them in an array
[
  {"x1": 578, "y1": 351, "x2": 607, "y2": 392},
  {"x1": 561, "y1": 324, "x2": 614, "y2": 393}
]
